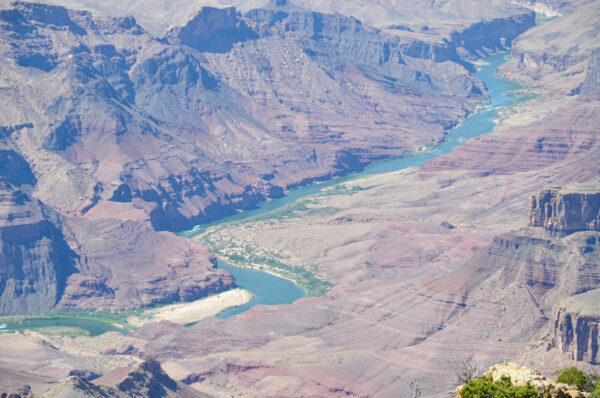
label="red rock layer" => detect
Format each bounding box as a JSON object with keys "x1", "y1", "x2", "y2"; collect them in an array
[{"x1": 423, "y1": 99, "x2": 600, "y2": 176}]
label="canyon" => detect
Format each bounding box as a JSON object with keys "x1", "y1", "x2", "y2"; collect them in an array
[
  {"x1": 0, "y1": 0, "x2": 535, "y2": 313},
  {"x1": 0, "y1": 0, "x2": 599, "y2": 397}
]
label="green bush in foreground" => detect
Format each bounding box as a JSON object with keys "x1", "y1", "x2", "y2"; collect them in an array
[
  {"x1": 556, "y1": 367, "x2": 599, "y2": 393},
  {"x1": 460, "y1": 375, "x2": 538, "y2": 398}
]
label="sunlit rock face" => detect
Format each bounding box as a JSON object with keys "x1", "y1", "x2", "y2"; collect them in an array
[
  {"x1": 530, "y1": 183, "x2": 600, "y2": 236},
  {"x1": 553, "y1": 289, "x2": 600, "y2": 364}
]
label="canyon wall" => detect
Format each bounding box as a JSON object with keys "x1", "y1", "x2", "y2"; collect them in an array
[
  {"x1": 529, "y1": 183, "x2": 600, "y2": 235},
  {"x1": 0, "y1": 181, "x2": 76, "y2": 314},
  {"x1": 498, "y1": 0, "x2": 600, "y2": 93},
  {"x1": 552, "y1": 289, "x2": 600, "y2": 364},
  {"x1": 0, "y1": 0, "x2": 536, "y2": 314},
  {"x1": 0, "y1": 1, "x2": 536, "y2": 232}
]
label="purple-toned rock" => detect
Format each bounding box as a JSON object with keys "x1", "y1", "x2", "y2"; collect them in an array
[
  {"x1": 0, "y1": 180, "x2": 77, "y2": 314},
  {"x1": 530, "y1": 182, "x2": 600, "y2": 235},
  {"x1": 552, "y1": 289, "x2": 600, "y2": 363}
]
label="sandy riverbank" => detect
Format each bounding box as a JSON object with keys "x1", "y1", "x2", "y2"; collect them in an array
[{"x1": 127, "y1": 288, "x2": 253, "y2": 327}]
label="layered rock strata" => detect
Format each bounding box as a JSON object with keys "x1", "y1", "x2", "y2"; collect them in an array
[
  {"x1": 422, "y1": 97, "x2": 600, "y2": 176},
  {"x1": 0, "y1": 1, "x2": 535, "y2": 232},
  {"x1": 552, "y1": 289, "x2": 600, "y2": 364},
  {"x1": 498, "y1": 1, "x2": 600, "y2": 94},
  {"x1": 0, "y1": 0, "x2": 538, "y2": 313},
  {"x1": 529, "y1": 182, "x2": 600, "y2": 235},
  {"x1": 58, "y1": 217, "x2": 234, "y2": 310},
  {"x1": 0, "y1": 180, "x2": 76, "y2": 314}
]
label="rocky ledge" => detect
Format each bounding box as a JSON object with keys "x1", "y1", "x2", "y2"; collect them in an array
[
  {"x1": 529, "y1": 181, "x2": 600, "y2": 235},
  {"x1": 457, "y1": 362, "x2": 585, "y2": 398}
]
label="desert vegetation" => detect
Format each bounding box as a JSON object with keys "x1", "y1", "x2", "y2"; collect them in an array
[{"x1": 555, "y1": 367, "x2": 600, "y2": 396}]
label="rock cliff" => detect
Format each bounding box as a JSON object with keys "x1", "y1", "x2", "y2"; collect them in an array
[
  {"x1": 89, "y1": 357, "x2": 209, "y2": 397},
  {"x1": 0, "y1": 180, "x2": 77, "y2": 314},
  {"x1": 449, "y1": 13, "x2": 535, "y2": 60},
  {"x1": 170, "y1": 6, "x2": 257, "y2": 53},
  {"x1": 529, "y1": 182, "x2": 600, "y2": 235},
  {"x1": 552, "y1": 289, "x2": 600, "y2": 363},
  {"x1": 453, "y1": 225, "x2": 600, "y2": 347},
  {"x1": 498, "y1": 0, "x2": 600, "y2": 94}
]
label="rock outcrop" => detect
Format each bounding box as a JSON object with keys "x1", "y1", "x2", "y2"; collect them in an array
[
  {"x1": 444, "y1": 182, "x2": 600, "y2": 347},
  {"x1": 170, "y1": 6, "x2": 257, "y2": 53},
  {"x1": 88, "y1": 357, "x2": 209, "y2": 397},
  {"x1": 2, "y1": 357, "x2": 211, "y2": 397},
  {"x1": 552, "y1": 289, "x2": 600, "y2": 363},
  {"x1": 457, "y1": 362, "x2": 586, "y2": 398},
  {"x1": 529, "y1": 182, "x2": 600, "y2": 235}
]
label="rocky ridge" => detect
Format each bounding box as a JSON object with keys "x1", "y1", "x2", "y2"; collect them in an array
[
  {"x1": 1, "y1": 357, "x2": 210, "y2": 397},
  {"x1": 38, "y1": 0, "x2": 537, "y2": 39},
  {"x1": 0, "y1": 0, "x2": 535, "y2": 232},
  {"x1": 57, "y1": 217, "x2": 234, "y2": 311}
]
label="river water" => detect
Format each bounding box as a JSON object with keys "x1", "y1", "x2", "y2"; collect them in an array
[
  {"x1": 0, "y1": 317, "x2": 124, "y2": 337},
  {"x1": 217, "y1": 261, "x2": 305, "y2": 318},
  {"x1": 183, "y1": 52, "x2": 521, "y2": 238},
  {"x1": 196, "y1": 51, "x2": 522, "y2": 317},
  {"x1": 1, "y1": 52, "x2": 520, "y2": 334}
]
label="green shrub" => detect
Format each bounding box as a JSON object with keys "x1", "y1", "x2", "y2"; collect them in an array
[
  {"x1": 556, "y1": 367, "x2": 599, "y2": 392},
  {"x1": 460, "y1": 375, "x2": 538, "y2": 398},
  {"x1": 593, "y1": 380, "x2": 600, "y2": 398}
]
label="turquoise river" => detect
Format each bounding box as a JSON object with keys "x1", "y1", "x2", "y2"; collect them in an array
[{"x1": 0, "y1": 52, "x2": 521, "y2": 335}]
